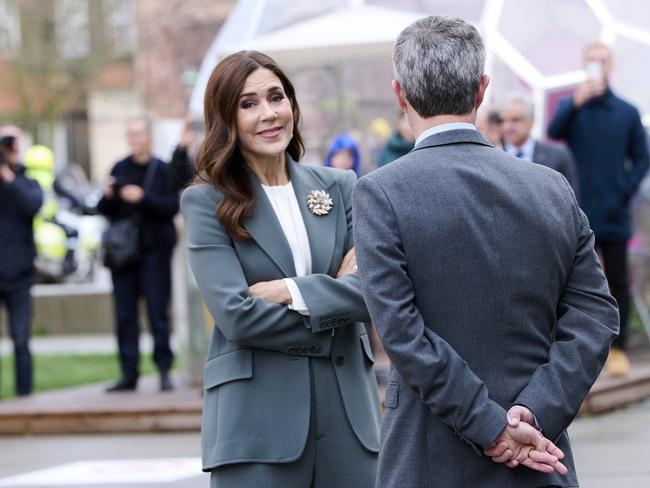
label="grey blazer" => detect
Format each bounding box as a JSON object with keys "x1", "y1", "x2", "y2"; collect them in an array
[
  {"x1": 532, "y1": 140, "x2": 580, "y2": 200},
  {"x1": 181, "y1": 159, "x2": 381, "y2": 472},
  {"x1": 353, "y1": 129, "x2": 618, "y2": 488}
]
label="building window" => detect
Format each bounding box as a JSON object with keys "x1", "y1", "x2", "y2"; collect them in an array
[
  {"x1": 103, "y1": 0, "x2": 135, "y2": 56},
  {"x1": 55, "y1": 0, "x2": 90, "y2": 60},
  {"x1": 0, "y1": 0, "x2": 21, "y2": 58}
]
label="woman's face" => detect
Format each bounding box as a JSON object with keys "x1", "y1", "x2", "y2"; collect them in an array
[
  {"x1": 330, "y1": 149, "x2": 355, "y2": 170},
  {"x1": 236, "y1": 68, "x2": 294, "y2": 162}
]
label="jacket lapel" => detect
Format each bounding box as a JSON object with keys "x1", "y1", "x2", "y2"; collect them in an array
[
  {"x1": 288, "y1": 159, "x2": 339, "y2": 275},
  {"x1": 243, "y1": 169, "x2": 296, "y2": 278},
  {"x1": 532, "y1": 142, "x2": 548, "y2": 165}
]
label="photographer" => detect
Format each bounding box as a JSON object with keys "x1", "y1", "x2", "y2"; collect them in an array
[{"x1": 0, "y1": 125, "x2": 44, "y2": 397}]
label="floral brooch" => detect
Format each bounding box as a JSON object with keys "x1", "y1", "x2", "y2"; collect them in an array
[{"x1": 307, "y1": 190, "x2": 333, "y2": 216}]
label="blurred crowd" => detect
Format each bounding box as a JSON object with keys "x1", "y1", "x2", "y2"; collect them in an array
[{"x1": 0, "y1": 39, "x2": 648, "y2": 398}]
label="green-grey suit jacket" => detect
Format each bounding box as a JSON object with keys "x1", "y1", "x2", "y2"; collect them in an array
[{"x1": 181, "y1": 159, "x2": 381, "y2": 471}]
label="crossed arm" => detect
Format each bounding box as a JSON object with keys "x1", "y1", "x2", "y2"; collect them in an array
[{"x1": 181, "y1": 176, "x2": 368, "y2": 357}]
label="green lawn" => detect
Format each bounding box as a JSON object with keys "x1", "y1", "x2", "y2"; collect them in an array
[{"x1": 0, "y1": 353, "x2": 164, "y2": 399}]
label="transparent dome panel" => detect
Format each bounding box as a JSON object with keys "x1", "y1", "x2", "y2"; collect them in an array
[
  {"x1": 498, "y1": 0, "x2": 600, "y2": 76},
  {"x1": 255, "y1": 0, "x2": 348, "y2": 36},
  {"x1": 602, "y1": 0, "x2": 650, "y2": 32},
  {"x1": 610, "y1": 36, "x2": 650, "y2": 119},
  {"x1": 367, "y1": 0, "x2": 484, "y2": 20}
]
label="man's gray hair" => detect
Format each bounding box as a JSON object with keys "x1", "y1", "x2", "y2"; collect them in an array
[
  {"x1": 502, "y1": 91, "x2": 535, "y2": 119},
  {"x1": 393, "y1": 15, "x2": 485, "y2": 118}
]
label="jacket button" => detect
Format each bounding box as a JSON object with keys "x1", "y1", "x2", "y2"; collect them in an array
[{"x1": 334, "y1": 355, "x2": 345, "y2": 367}]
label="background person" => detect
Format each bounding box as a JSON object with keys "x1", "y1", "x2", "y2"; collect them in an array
[
  {"x1": 500, "y1": 92, "x2": 580, "y2": 196},
  {"x1": 548, "y1": 42, "x2": 650, "y2": 376},
  {"x1": 325, "y1": 132, "x2": 361, "y2": 175},
  {"x1": 0, "y1": 125, "x2": 44, "y2": 397},
  {"x1": 97, "y1": 117, "x2": 178, "y2": 392},
  {"x1": 377, "y1": 111, "x2": 415, "y2": 167},
  {"x1": 475, "y1": 107, "x2": 503, "y2": 147}
]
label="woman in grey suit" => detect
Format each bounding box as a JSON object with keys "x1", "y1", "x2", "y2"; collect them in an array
[{"x1": 180, "y1": 51, "x2": 381, "y2": 487}]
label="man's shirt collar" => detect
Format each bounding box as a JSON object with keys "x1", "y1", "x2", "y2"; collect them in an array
[{"x1": 415, "y1": 122, "x2": 477, "y2": 148}]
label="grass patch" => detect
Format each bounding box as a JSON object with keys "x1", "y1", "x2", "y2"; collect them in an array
[{"x1": 0, "y1": 353, "x2": 167, "y2": 399}]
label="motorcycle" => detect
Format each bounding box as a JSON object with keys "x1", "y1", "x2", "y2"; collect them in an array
[{"x1": 33, "y1": 163, "x2": 106, "y2": 284}]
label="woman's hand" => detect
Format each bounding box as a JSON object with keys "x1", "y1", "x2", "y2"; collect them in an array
[
  {"x1": 337, "y1": 247, "x2": 357, "y2": 277},
  {"x1": 249, "y1": 279, "x2": 291, "y2": 305}
]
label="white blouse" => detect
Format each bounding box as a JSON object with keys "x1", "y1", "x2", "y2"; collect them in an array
[{"x1": 261, "y1": 182, "x2": 311, "y2": 315}]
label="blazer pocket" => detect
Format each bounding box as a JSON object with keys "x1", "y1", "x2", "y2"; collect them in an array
[
  {"x1": 203, "y1": 349, "x2": 253, "y2": 390},
  {"x1": 384, "y1": 382, "x2": 399, "y2": 409},
  {"x1": 360, "y1": 333, "x2": 375, "y2": 364}
]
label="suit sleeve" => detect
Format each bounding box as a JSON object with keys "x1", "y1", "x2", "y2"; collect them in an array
[
  {"x1": 547, "y1": 98, "x2": 576, "y2": 141},
  {"x1": 353, "y1": 175, "x2": 507, "y2": 450},
  {"x1": 623, "y1": 108, "x2": 649, "y2": 198},
  {"x1": 514, "y1": 177, "x2": 619, "y2": 441},
  {"x1": 181, "y1": 185, "x2": 330, "y2": 356},
  {"x1": 292, "y1": 169, "x2": 372, "y2": 333}
]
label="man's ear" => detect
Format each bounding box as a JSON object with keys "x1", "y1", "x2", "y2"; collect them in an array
[
  {"x1": 391, "y1": 80, "x2": 408, "y2": 112},
  {"x1": 475, "y1": 74, "x2": 490, "y2": 110}
]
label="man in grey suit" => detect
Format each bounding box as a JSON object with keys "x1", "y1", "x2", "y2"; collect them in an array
[
  {"x1": 353, "y1": 16, "x2": 619, "y2": 488},
  {"x1": 500, "y1": 92, "x2": 580, "y2": 198}
]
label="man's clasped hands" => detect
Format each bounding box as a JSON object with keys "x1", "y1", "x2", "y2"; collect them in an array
[{"x1": 485, "y1": 405, "x2": 568, "y2": 475}]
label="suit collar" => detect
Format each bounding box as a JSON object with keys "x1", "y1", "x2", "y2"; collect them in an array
[
  {"x1": 244, "y1": 163, "x2": 296, "y2": 277},
  {"x1": 414, "y1": 122, "x2": 477, "y2": 147},
  {"x1": 412, "y1": 128, "x2": 494, "y2": 152},
  {"x1": 243, "y1": 155, "x2": 339, "y2": 277},
  {"x1": 532, "y1": 140, "x2": 544, "y2": 163}
]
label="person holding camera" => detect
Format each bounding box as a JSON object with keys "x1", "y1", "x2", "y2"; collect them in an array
[
  {"x1": 97, "y1": 117, "x2": 178, "y2": 392},
  {"x1": 0, "y1": 125, "x2": 44, "y2": 397},
  {"x1": 548, "y1": 42, "x2": 650, "y2": 377}
]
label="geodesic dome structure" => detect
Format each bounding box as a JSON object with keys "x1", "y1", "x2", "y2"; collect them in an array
[{"x1": 191, "y1": 0, "x2": 650, "y2": 136}]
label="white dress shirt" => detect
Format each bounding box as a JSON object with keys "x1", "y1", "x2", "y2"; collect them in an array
[
  {"x1": 504, "y1": 137, "x2": 535, "y2": 162},
  {"x1": 414, "y1": 122, "x2": 477, "y2": 147},
  {"x1": 261, "y1": 182, "x2": 311, "y2": 315}
]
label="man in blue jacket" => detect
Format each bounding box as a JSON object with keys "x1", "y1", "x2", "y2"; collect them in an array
[
  {"x1": 0, "y1": 126, "x2": 44, "y2": 396},
  {"x1": 548, "y1": 42, "x2": 649, "y2": 376}
]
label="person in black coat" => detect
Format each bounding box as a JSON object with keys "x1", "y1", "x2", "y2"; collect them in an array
[
  {"x1": 0, "y1": 126, "x2": 44, "y2": 396},
  {"x1": 97, "y1": 118, "x2": 179, "y2": 392}
]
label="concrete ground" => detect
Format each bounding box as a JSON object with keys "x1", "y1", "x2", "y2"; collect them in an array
[
  {"x1": 0, "y1": 400, "x2": 648, "y2": 487},
  {"x1": 570, "y1": 398, "x2": 650, "y2": 487}
]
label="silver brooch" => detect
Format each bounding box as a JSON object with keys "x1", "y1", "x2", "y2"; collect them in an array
[{"x1": 307, "y1": 190, "x2": 333, "y2": 216}]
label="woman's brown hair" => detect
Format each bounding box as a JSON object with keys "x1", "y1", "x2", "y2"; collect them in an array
[{"x1": 195, "y1": 50, "x2": 304, "y2": 240}]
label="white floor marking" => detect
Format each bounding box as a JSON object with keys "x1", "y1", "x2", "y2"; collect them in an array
[{"x1": 0, "y1": 458, "x2": 203, "y2": 486}]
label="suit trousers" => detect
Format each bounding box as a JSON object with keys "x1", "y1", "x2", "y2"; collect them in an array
[
  {"x1": 110, "y1": 246, "x2": 174, "y2": 380},
  {"x1": 210, "y1": 356, "x2": 378, "y2": 488},
  {"x1": 596, "y1": 239, "x2": 629, "y2": 349},
  {"x1": 0, "y1": 280, "x2": 33, "y2": 395}
]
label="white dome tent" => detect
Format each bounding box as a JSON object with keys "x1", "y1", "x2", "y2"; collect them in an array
[{"x1": 191, "y1": 0, "x2": 650, "y2": 135}]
